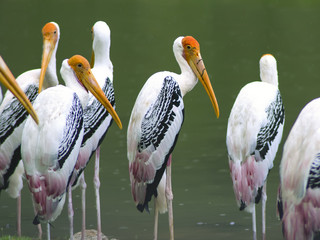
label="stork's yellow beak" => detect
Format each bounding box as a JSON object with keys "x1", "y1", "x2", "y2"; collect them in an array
[
  {"x1": 68, "y1": 55, "x2": 122, "y2": 129},
  {"x1": 188, "y1": 52, "x2": 219, "y2": 118},
  {"x1": 182, "y1": 36, "x2": 219, "y2": 118}
]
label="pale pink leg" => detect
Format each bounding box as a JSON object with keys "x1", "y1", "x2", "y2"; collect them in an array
[
  {"x1": 80, "y1": 173, "x2": 87, "y2": 240},
  {"x1": 32, "y1": 201, "x2": 42, "y2": 239},
  {"x1": 262, "y1": 182, "x2": 267, "y2": 240},
  {"x1": 68, "y1": 185, "x2": 74, "y2": 240},
  {"x1": 252, "y1": 204, "x2": 256, "y2": 240},
  {"x1": 47, "y1": 222, "x2": 51, "y2": 240},
  {"x1": 154, "y1": 201, "x2": 159, "y2": 240},
  {"x1": 38, "y1": 224, "x2": 42, "y2": 239},
  {"x1": 94, "y1": 147, "x2": 102, "y2": 240},
  {"x1": 166, "y1": 155, "x2": 174, "y2": 240},
  {"x1": 17, "y1": 194, "x2": 21, "y2": 237}
]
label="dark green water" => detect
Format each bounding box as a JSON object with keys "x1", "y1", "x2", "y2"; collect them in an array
[{"x1": 1, "y1": 0, "x2": 320, "y2": 239}]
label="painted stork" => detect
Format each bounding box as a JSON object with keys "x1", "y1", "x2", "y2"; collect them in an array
[
  {"x1": 127, "y1": 36, "x2": 219, "y2": 240},
  {"x1": 21, "y1": 55, "x2": 122, "y2": 240},
  {"x1": 278, "y1": 98, "x2": 320, "y2": 239},
  {"x1": 226, "y1": 54, "x2": 285, "y2": 240},
  {"x1": 69, "y1": 20, "x2": 116, "y2": 240},
  {"x1": 0, "y1": 22, "x2": 60, "y2": 237}
]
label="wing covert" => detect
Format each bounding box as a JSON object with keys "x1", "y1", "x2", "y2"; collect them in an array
[
  {"x1": 57, "y1": 93, "x2": 83, "y2": 169},
  {"x1": 0, "y1": 85, "x2": 38, "y2": 144},
  {"x1": 82, "y1": 77, "x2": 115, "y2": 145},
  {"x1": 307, "y1": 153, "x2": 320, "y2": 189},
  {"x1": 255, "y1": 90, "x2": 285, "y2": 160},
  {"x1": 130, "y1": 76, "x2": 184, "y2": 212},
  {"x1": 138, "y1": 76, "x2": 184, "y2": 155}
]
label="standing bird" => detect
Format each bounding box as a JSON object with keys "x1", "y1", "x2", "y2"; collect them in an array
[
  {"x1": 127, "y1": 36, "x2": 219, "y2": 240},
  {"x1": 226, "y1": 54, "x2": 285, "y2": 240},
  {"x1": 69, "y1": 21, "x2": 116, "y2": 240},
  {"x1": 0, "y1": 22, "x2": 60, "y2": 237},
  {"x1": 21, "y1": 55, "x2": 122, "y2": 240},
  {"x1": 278, "y1": 99, "x2": 320, "y2": 240}
]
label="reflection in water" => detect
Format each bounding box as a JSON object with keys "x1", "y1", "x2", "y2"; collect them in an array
[{"x1": 1, "y1": 0, "x2": 320, "y2": 239}]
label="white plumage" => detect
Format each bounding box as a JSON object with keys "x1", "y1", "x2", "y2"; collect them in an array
[
  {"x1": 127, "y1": 36, "x2": 219, "y2": 240},
  {"x1": 22, "y1": 84, "x2": 84, "y2": 221},
  {"x1": 226, "y1": 54, "x2": 285, "y2": 240},
  {"x1": 0, "y1": 22, "x2": 59, "y2": 238},
  {"x1": 69, "y1": 21, "x2": 118, "y2": 240},
  {"x1": 0, "y1": 56, "x2": 39, "y2": 199},
  {"x1": 21, "y1": 55, "x2": 121, "y2": 240},
  {"x1": 279, "y1": 98, "x2": 320, "y2": 239},
  {"x1": 0, "y1": 22, "x2": 59, "y2": 197}
]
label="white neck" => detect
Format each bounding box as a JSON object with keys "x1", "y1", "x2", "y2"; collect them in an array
[
  {"x1": 259, "y1": 54, "x2": 278, "y2": 87},
  {"x1": 93, "y1": 40, "x2": 113, "y2": 72},
  {"x1": 92, "y1": 21, "x2": 113, "y2": 80},
  {"x1": 173, "y1": 36, "x2": 198, "y2": 97},
  {"x1": 42, "y1": 46, "x2": 59, "y2": 90}
]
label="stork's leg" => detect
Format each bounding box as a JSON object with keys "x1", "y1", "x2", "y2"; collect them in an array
[
  {"x1": 17, "y1": 194, "x2": 21, "y2": 237},
  {"x1": 154, "y1": 201, "x2": 159, "y2": 240},
  {"x1": 252, "y1": 204, "x2": 256, "y2": 240},
  {"x1": 47, "y1": 223, "x2": 50, "y2": 240},
  {"x1": 262, "y1": 182, "x2": 267, "y2": 240},
  {"x1": 94, "y1": 147, "x2": 102, "y2": 240},
  {"x1": 37, "y1": 223, "x2": 42, "y2": 239},
  {"x1": 80, "y1": 173, "x2": 87, "y2": 240},
  {"x1": 166, "y1": 155, "x2": 174, "y2": 240},
  {"x1": 32, "y1": 201, "x2": 42, "y2": 239},
  {"x1": 68, "y1": 185, "x2": 74, "y2": 240}
]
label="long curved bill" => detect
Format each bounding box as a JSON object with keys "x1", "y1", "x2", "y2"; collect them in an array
[
  {"x1": 188, "y1": 53, "x2": 220, "y2": 118},
  {"x1": 38, "y1": 38, "x2": 55, "y2": 93},
  {"x1": 81, "y1": 69, "x2": 122, "y2": 129},
  {"x1": 0, "y1": 56, "x2": 39, "y2": 124}
]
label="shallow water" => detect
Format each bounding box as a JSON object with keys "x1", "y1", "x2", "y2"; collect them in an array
[{"x1": 1, "y1": 0, "x2": 320, "y2": 239}]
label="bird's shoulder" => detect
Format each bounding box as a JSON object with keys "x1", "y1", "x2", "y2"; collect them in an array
[
  {"x1": 16, "y1": 69, "x2": 41, "y2": 87},
  {"x1": 129, "y1": 73, "x2": 182, "y2": 130},
  {"x1": 0, "y1": 70, "x2": 40, "y2": 110},
  {"x1": 134, "y1": 71, "x2": 180, "y2": 109},
  {"x1": 237, "y1": 81, "x2": 279, "y2": 105},
  {"x1": 33, "y1": 85, "x2": 81, "y2": 122},
  {"x1": 92, "y1": 66, "x2": 113, "y2": 86},
  {"x1": 230, "y1": 81, "x2": 281, "y2": 124}
]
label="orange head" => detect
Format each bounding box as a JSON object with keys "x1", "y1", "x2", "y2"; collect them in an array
[{"x1": 39, "y1": 22, "x2": 60, "y2": 93}]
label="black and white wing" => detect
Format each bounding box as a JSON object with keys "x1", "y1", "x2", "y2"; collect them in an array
[
  {"x1": 72, "y1": 77, "x2": 115, "y2": 185},
  {"x1": 254, "y1": 89, "x2": 285, "y2": 163},
  {"x1": 0, "y1": 84, "x2": 38, "y2": 190},
  {"x1": 129, "y1": 76, "x2": 184, "y2": 212}
]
